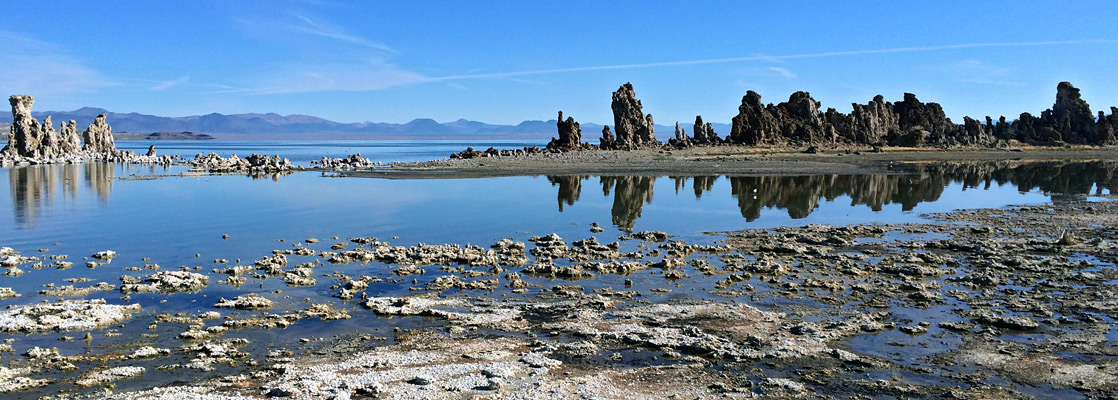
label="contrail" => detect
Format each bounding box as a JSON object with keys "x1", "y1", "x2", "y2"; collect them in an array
[{"x1": 430, "y1": 40, "x2": 1117, "y2": 81}]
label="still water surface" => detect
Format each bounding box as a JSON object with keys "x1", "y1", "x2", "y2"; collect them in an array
[{"x1": 0, "y1": 140, "x2": 1116, "y2": 397}]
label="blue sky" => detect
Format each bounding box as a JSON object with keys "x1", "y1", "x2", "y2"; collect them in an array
[{"x1": 3, "y1": 1, "x2": 1117, "y2": 125}]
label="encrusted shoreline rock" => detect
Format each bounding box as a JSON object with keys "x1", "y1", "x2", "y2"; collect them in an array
[
  {"x1": 312, "y1": 154, "x2": 374, "y2": 170},
  {"x1": 0, "y1": 299, "x2": 141, "y2": 332},
  {"x1": 188, "y1": 152, "x2": 294, "y2": 173}
]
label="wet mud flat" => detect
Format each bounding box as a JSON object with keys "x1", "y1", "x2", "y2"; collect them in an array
[{"x1": 1, "y1": 185, "x2": 1117, "y2": 398}]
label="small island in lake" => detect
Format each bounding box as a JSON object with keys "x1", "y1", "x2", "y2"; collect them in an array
[{"x1": 113, "y1": 131, "x2": 216, "y2": 140}]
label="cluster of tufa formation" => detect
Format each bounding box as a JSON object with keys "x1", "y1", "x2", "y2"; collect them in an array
[
  {"x1": 3, "y1": 95, "x2": 118, "y2": 160},
  {"x1": 592, "y1": 81, "x2": 1117, "y2": 152},
  {"x1": 723, "y1": 81, "x2": 1118, "y2": 148},
  {"x1": 545, "y1": 111, "x2": 591, "y2": 152}
]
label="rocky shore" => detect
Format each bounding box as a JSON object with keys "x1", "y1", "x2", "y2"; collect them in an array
[{"x1": 0, "y1": 178, "x2": 1115, "y2": 398}]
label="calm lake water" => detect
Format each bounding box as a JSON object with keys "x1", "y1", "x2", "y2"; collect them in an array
[{"x1": 0, "y1": 140, "x2": 1116, "y2": 397}]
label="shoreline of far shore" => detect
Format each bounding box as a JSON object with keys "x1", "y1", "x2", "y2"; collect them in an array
[{"x1": 336, "y1": 146, "x2": 1118, "y2": 179}]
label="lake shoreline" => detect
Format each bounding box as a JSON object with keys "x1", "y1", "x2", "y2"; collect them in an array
[
  {"x1": 32, "y1": 192, "x2": 1114, "y2": 399},
  {"x1": 344, "y1": 146, "x2": 1118, "y2": 178}
]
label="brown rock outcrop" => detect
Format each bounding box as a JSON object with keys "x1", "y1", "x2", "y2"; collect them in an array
[
  {"x1": 599, "y1": 125, "x2": 616, "y2": 149},
  {"x1": 608, "y1": 83, "x2": 657, "y2": 149},
  {"x1": 729, "y1": 91, "x2": 781, "y2": 145},
  {"x1": 691, "y1": 115, "x2": 721, "y2": 145},
  {"x1": 668, "y1": 122, "x2": 691, "y2": 148},
  {"x1": 82, "y1": 114, "x2": 117, "y2": 155},
  {"x1": 546, "y1": 111, "x2": 587, "y2": 151},
  {"x1": 1007, "y1": 82, "x2": 1115, "y2": 145}
]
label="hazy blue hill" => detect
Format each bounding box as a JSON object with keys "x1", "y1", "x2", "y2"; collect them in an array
[{"x1": 0, "y1": 107, "x2": 735, "y2": 140}]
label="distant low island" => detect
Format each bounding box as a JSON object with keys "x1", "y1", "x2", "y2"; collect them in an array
[{"x1": 113, "y1": 131, "x2": 215, "y2": 140}]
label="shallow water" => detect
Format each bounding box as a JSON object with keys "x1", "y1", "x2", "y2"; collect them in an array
[
  {"x1": 114, "y1": 139, "x2": 549, "y2": 164},
  {"x1": 1, "y1": 145, "x2": 1117, "y2": 397}
]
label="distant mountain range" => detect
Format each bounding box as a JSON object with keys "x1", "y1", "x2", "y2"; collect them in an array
[{"x1": 0, "y1": 107, "x2": 731, "y2": 140}]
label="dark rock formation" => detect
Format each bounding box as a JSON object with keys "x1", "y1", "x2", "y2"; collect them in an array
[
  {"x1": 450, "y1": 146, "x2": 542, "y2": 159},
  {"x1": 599, "y1": 126, "x2": 616, "y2": 149},
  {"x1": 668, "y1": 122, "x2": 691, "y2": 148},
  {"x1": 546, "y1": 111, "x2": 587, "y2": 152},
  {"x1": 728, "y1": 91, "x2": 780, "y2": 145},
  {"x1": 691, "y1": 116, "x2": 721, "y2": 145},
  {"x1": 146, "y1": 145, "x2": 156, "y2": 157},
  {"x1": 726, "y1": 82, "x2": 1115, "y2": 149},
  {"x1": 1006, "y1": 82, "x2": 1116, "y2": 146},
  {"x1": 608, "y1": 83, "x2": 657, "y2": 149},
  {"x1": 82, "y1": 114, "x2": 117, "y2": 155}
]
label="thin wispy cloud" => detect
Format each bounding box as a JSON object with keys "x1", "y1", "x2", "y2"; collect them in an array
[
  {"x1": 0, "y1": 30, "x2": 114, "y2": 96},
  {"x1": 932, "y1": 60, "x2": 1025, "y2": 87},
  {"x1": 288, "y1": 12, "x2": 395, "y2": 53},
  {"x1": 431, "y1": 40, "x2": 1117, "y2": 81},
  {"x1": 236, "y1": 11, "x2": 394, "y2": 54},
  {"x1": 151, "y1": 75, "x2": 190, "y2": 91},
  {"x1": 768, "y1": 67, "x2": 797, "y2": 79}
]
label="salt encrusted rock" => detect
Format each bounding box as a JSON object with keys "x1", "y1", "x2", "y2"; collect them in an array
[
  {"x1": 23, "y1": 346, "x2": 59, "y2": 360},
  {"x1": 546, "y1": 111, "x2": 587, "y2": 151},
  {"x1": 363, "y1": 295, "x2": 465, "y2": 316},
  {"x1": 0, "y1": 367, "x2": 50, "y2": 393},
  {"x1": 91, "y1": 250, "x2": 117, "y2": 260},
  {"x1": 128, "y1": 346, "x2": 171, "y2": 359},
  {"x1": 214, "y1": 293, "x2": 274, "y2": 310},
  {"x1": 0, "y1": 299, "x2": 141, "y2": 332},
  {"x1": 146, "y1": 145, "x2": 156, "y2": 157},
  {"x1": 120, "y1": 270, "x2": 209, "y2": 293},
  {"x1": 75, "y1": 366, "x2": 145, "y2": 387},
  {"x1": 81, "y1": 114, "x2": 117, "y2": 155},
  {"x1": 189, "y1": 152, "x2": 293, "y2": 173},
  {"x1": 0, "y1": 287, "x2": 19, "y2": 299},
  {"x1": 312, "y1": 154, "x2": 373, "y2": 170},
  {"x1": 609, "y1": 82, "x2": 657, "y2": 149}
]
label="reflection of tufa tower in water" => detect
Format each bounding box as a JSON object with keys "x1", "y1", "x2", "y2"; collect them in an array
[
  {"x1": 601, "y1": 176, "x2": 655, "y2": 232},
  {"x1": 547, "y1": 161, "x2": 1118, "y2": 226},
  {"x1": 9, "y1": 164, "x2": 113, "y2": 227}
]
